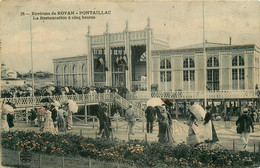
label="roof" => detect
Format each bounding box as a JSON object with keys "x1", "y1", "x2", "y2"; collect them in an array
[{"x1": 178, "y1": 41, "x2": 230, "y2": 49}]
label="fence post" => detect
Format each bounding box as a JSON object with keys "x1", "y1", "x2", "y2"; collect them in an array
[
  {"x1": 254, "y1": 143, "x2": 256, "y2": 153},
  {"x1": 89, "y1": 160, "x2": 92, "y2": 168},
  {"x1": 39, "y1": 154, "x2": 42, "y2": 168},
  {"x1": 80, "y1": 129, "x2": 82, "y2": 136},
  {"x1": 25, "y1": 108, "x2": 29, "y2": 124},
  {"x1": 85, "y1": 104, "x2": 87, "y2": 123},
  {"x1": 233, "y1": 139, "x2": 235, "y2": 151},
  {"x1": 128, "y1": 134, "x2": 130, "y2": 142},
  {"x1": 145, "y1": 134, "x2": 147, "y2": 141},
  {"x1": 62, "y1": 156, "x2": 65, "y2": 168},
  {"x1": 92, "y1": 117, "x2": 95, "y2": 128},
  {"x1": 18, "y1": 151, "x2": 21, "y2": 166}
]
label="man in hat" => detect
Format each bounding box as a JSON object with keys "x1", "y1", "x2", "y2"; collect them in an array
[
  {"x1": 236, "y1": 108, "x2": 254, "y2": 149},
  {"x1": 125, "y1": 104, "x2": 136, "y2": 135}
]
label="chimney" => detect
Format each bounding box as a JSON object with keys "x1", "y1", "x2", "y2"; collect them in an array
[{"x1": 229, "y1": 36, "x2": 232, "y2": 45}]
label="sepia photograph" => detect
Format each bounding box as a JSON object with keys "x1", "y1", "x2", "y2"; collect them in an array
[{"x1": 0, "y1": 0, "x2": 259, "y2": 167}]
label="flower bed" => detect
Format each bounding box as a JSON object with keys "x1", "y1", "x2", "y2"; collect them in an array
[{"x1": 2, "y1": 131, "x2": 260, "y2": 167}]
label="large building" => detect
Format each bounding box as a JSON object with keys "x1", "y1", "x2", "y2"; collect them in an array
[{"x1": 53, "y1": 19, "x2": 260, "y2": 96}]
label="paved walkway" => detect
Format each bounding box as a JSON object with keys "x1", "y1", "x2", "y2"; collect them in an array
[{"x1": 8, "y1": 119, "x2": 260, "y2": 153}]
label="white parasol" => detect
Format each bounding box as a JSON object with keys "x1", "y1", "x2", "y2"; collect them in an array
[
  {"x1": 67, "y1": 100, "x2": 78, "y2": 113},
  {"x1": 146, "y1": 98, "x2": 165, "y2": 107},
  {"x1": 189, "y1": 104, "x2": 206, "y2": 122},
  {"x1": 1, "y1": 104, "x2": 14, "y2": 114}
]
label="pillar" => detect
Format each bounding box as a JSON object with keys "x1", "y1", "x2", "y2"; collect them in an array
[
  {"x1": 224, "y1": 100, "x2": 227, "y2": 117},
  {"x1": 104, "y1": 23, "x2": 112, "y2": 86},
  {"x1": 124, "y1": 20, "x2": 132, "y2": 91},
  {"x1": 175, "y1": 100, "x2": 179, "y2": 119},
  {"x1": 86, "y1": 25, "x2": 92, "y2": 87},
  {"x1": 145, "y1": 17, "x2": 152, "y2": 91}
]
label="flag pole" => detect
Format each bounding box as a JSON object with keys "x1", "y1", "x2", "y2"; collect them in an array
[
  {"x1": 30, "y1": 15, "x2": 35, "y2": 109},
  {"x1": 203, "y1": 0, "x2": 207, "y2": 107}
]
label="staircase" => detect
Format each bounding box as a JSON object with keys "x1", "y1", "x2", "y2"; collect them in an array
[{"x1": 114, "y1": 93, "x2": 144, "y2": 119}]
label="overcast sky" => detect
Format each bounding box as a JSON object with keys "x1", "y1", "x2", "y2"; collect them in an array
[{"x1": 0, "y1": 1, "x2": 259, "y2": 73}]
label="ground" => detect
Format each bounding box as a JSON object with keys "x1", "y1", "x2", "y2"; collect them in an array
[{"x1": 9, "y1": 118, "x2": 260, "y2": 153}]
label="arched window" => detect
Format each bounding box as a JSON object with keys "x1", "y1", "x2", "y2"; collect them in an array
[
  {"x1": 72, "y1": 65, "x2": 77, "y2": 86},
  {"x1": 207, "y1": 57, "x2": 219, "y2": 91},
  {"x1": 56, "y1": 65, "x2": 62, "y2": 86},
  {"x1": 64, "y1": 65, "x2": 69, "y2": 86},
  {"x1": 160, "y1": 58, "x2": 171, "y2": 91},
  {"x1": 232, "y1": 56, "x2": 245, "y2": 90},
  {"x1": 183, "y1": 57, "x2": 195, "y2": 91}
]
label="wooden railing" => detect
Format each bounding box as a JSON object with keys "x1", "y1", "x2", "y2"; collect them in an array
[
  {"x1": 0, "y1": 93, "x2": 115, "y2": 108},
  {"x1": 127, "y1": 90, "x2": 258, "y2": 100}
]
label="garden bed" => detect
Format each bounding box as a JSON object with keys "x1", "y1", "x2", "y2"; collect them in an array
[{"x1": 2, "y1": 131, "x2": 260, "y2": 167}]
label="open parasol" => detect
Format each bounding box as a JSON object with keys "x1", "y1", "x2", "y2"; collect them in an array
[
  {"x1": 1, "y1": 104, "x2": 14, "y2": 114},
  {"x1": 146, "y1": 98, "x2": 165, "y2": 107},
  {"x1": 67, "y1": 100, "x2": 78, "y2": 113},
  {"x1": 189, "y1": 104, "x2": 206, "y2": 122},
  {"x1": 40, "y1": 97, "x2": 54, "y2": 103}
]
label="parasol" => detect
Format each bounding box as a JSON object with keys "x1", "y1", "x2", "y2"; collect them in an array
[
  {"x1": 189, "y1": 104, "x2": 206, "y2": 122},
  {"x1": 1, "y1": 104, "x2": 14, "y2": 114},
  {"x1": 40, "y1": 97, "x2": 54, "y2": 103},
  {"x1": 146, "y1": 98, "x2": 165, "y2": 107},
  {"x1": 67, "y1": 100, "x2": 78, "y2": 113},
  {"x1": 53, "y1": 100, "x2": 61, "y2": 108}
]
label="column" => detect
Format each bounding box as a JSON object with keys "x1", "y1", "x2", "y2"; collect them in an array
[
  {"x1": 104, "y1": 23, "x2": 112, "y2": 86},
  {"x1": 175, "y1": 100, "x2": 179, "y2": 119},
  {"x1": 145, "y1": 17, "x2": 152, "y2": 91},
  {"x1": 124, "y1": 20, "x2": 131, "y2": 91},
  {"x1": 85, "y1": 25, "x2": 92, "y2": 87}
]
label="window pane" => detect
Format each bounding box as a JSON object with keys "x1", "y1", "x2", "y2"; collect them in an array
[
  {"x1": 239, "y1": 69, "x2": 245, "y2": 80},
  {"x1": 190, "y1": 70, "x2": 195, "y2": 81},
  {"x1": 214, "y1": 57, "x2": 219, "y2": 67},
  {"x1": 183, "y1": 70, "x2": 188, "y2": 81},
  {"x1": 166, "y1": 60, "x2": 171, "y2": 69},
  {"x1": 232, "y1": 69, "x2": 238, "y2": 80},
  {"x1": 167, "y1": 71, "x2": 171, "y2": 82},
  {"x1": 160, "y1": 71, "x2": 165, "y2": 82},
  {"x1": 160, "y1": 59, "x2": 165, "y2": 69},
  {"x1": 207, "y1": 70, "x2": 212, "y2": 81},
  {"x1": 239, "y1": 56, "x2": 244, "y2": 66},
  {"x1": 190, "y1": 58, "x2": 195, "y2": 68},
  {"x1": 232, "y1": 56, "x2": 238, "y2": 66},
  {"x1": 207, "y1": 58, "x2": 212, "y2": 67},
  {"x1": 183, "y1": 58, "x2": 189, "y2": 68}
]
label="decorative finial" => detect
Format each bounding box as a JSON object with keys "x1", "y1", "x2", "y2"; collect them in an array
[
  {"x1": 87, "y1": 25, "x2": 91, "y2": 35},
  {"x1": 147, "y1": 17, "x2": 150, "y2": 27},
  {"x1": 125, "y1": 20, "x2": 128, "y2": 31},
  {"x1": 105, "y1": 22, "x2": 109, "y2": 33}
]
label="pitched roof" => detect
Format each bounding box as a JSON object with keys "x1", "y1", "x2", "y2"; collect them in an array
[{"x1": 178, "y1": 41, "x2": 230, "y2": 49}]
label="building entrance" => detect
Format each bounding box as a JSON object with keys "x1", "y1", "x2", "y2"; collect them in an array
[{"x1": 111, "y1": 47, "x2": 126, "y2": 87}]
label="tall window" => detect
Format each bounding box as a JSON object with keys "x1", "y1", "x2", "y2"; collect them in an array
[
  {"x1": 207, "y1": 57, "x2": 219, "y2": 91},
  {"x1": 64, "y1": 65, "x2": 69, "y2": 86},
  {"x1": 72, "y1": 65, "x2": 77, "y2": 86},
  {"x1": 183, "y1": 58, "x2": 195, "y2": 91},
  {"x1": 56, "y1": 65, "x2": 62, "y2": 86},
  {"x1": 232, "y1": 56, "x2": 245, "y2": 90},
  {"x1": 82, "y1": 64, "x2": 87, "y2": 87},
  {"x1": 160, "y1": 58, "x2": 171, "y2": 91},
  {"x1": 93, "y1": 49, "x2": 106, "y2": 85}
]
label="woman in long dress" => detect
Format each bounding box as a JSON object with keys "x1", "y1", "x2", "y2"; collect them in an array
[
  {"x1": 204, "y1": 106, "x2": 219, "y2": 144},
  {"x1": 57, "y1": 109, "x2": 66, "y2": 132},
  {"x1": 186, "y1": 113, "x2": 201, "y2": 146},
  {"x1": 43, "y1": 110, "x2": 57, "y2": 134},
  {"x1": 157, "y1": 105, "x2": 175, "y2": 144}
]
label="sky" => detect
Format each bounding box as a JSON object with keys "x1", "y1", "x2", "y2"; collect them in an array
[{"x1": 0, "y1": 1, "x2": 259, "y2": 73}]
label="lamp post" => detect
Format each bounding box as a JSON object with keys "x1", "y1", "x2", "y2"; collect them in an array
[{"x1": 203, "y1": 0, "x2": 207, "y2": 107}]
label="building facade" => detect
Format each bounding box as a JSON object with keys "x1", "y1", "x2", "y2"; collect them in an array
[
  {"x1": 53, "y1": 19, "x2": 260, "y2": 95},
  {"x1": 152, "y1": 43, "x2": 260, "y2": 92}
]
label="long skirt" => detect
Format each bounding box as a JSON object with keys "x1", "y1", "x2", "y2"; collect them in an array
[
  {"x1": 2, "y1": 119, "x2": 9, "y2": 132},
  {"x1": 43, "y1": 118, "x2": 57, "y2": 134},
  {"x1": 187, "y1": 125, "x2": 200, "y2": 146},
  {"x1": 67, "y1": 112, "x2": 73, "y2": 130},
  {"x1": 204, "y1": 120, "x2": 212, "y2": 142},
  {"x1": 57, "y1": 117, "x2": 66, "y2": 132}
]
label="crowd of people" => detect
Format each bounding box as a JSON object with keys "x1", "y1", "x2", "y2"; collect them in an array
[{"x1": 1, "y1": 85, "x2": 128, "y2": 98}]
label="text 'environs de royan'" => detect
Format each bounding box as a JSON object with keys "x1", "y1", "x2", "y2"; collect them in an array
[{"x1": 31, "y1": 11, "x2": 111, "y2": 16}]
